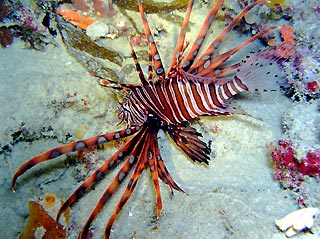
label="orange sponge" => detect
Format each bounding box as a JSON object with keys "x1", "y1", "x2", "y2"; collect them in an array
[{"x1": 19, "y1": 195, "x2": 69, "y2": 239}]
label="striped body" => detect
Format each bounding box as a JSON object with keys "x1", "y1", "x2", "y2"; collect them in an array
[{"x1": 121, "y1": 74, "x2": 248, "y2": 126}]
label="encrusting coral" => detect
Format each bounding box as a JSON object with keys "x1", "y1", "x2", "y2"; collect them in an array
[
  {"x1": 56, "y1": 7, "x2": 94, "y2": 30},
  {"x1": 56, "y1": 0, "x2": 116, "y2": 30}
]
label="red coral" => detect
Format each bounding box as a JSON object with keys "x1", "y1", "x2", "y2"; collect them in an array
[
  {"x1": 272, "y1": 140, "x2": 302, "y2": 190},
  {"x1": 16, "y1": 7, "x2": 46, "y2": 33},
  {"x1": 271, "y1": 24, "x2": 295, "y2": 59}
]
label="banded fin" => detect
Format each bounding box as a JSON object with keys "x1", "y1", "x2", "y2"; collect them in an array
[
  {"x1": 187, "y1": 0, "x2": 268, "y2": 76},
  {"x1": 138, "y1": 0, "x2": 165, "y2": 79},
  {"x1": 11, "y1": 127, "x2": 139, "y2": 190}
]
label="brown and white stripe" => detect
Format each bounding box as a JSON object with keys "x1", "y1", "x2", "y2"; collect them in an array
[{"x1": 121, "y1": 74, "x2": 249, "y2": 126}]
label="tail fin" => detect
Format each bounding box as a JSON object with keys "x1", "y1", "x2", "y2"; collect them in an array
[{"x1": 235, "y1": 50, "x2": 287, "y2": 92}]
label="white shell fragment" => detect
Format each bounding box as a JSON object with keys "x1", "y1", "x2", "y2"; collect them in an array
[{"x1": 276, "y1": 207, "x2": 320, "y2": 237}]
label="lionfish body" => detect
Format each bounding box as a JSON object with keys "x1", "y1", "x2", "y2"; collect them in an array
[
  {"x1": 12, "y1": 0, "x2": 285, "y2": 238},
  {"x1": 121, "y1": 75, "x2": 245, "y2": 126}
]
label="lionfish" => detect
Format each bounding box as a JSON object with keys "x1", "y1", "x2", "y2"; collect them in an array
[{"x1": 12, "y1": 0, "x2": 285, "y2": 238}]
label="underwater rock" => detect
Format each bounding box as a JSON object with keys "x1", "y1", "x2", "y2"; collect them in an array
[
  {"x1": 57, "y1": 14, "x2": 124, "y2": 81},
  {"x1": 0, "y1": 26, "x2": 13, "y2": 47},
  {"x1": 0, "y1": 0, "x2": 8, "y2": 22}
]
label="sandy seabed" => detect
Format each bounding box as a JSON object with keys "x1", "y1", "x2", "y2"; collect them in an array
[{"x1": 0, "y1": 1, "x2": 319, "y2": 239}]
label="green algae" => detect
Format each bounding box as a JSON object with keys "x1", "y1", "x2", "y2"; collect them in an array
[
  {"x1": 114, "y1": 0, "x2": 189, "y2": 13},
  {"x1": 265, "y1": 0, "x2": 289, "y2": 9}
]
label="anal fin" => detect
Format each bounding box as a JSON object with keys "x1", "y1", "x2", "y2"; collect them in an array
[{"x1": 166, "y1": 123, "x2": 211, "y2": 164}]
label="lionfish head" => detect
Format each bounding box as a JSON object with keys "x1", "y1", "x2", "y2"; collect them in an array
[{"x1": 118, "y1": 98, "x2": 147, "y2": 127}]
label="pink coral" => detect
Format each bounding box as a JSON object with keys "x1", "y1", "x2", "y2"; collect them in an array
[
  {"x1": 271, "y1": 140, "x2": 320, "y2": 205},
  {"x1": 298, "y1": 149, "x2": 320, "y2": 176},
  {"x1": 306, "y1": 80, "x2": 320, "y2": 93},
  {"x1": 16, "y1": 7, "x2": 46, "y2": 33},
  {"x1": 272, "y1": 140, "x2": 320, "y2": 178},
  {"x1": 272, "y1": 140, "x2": 303, "y2": 190}
]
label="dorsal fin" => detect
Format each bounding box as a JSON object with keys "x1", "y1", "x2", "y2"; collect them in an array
[
  {"x1": 181, "y1": 0, "x2": 224, "y2": 72},
  {"x1": 137, "y1": 0, "x2": 165, "y2": 79},
  {"x1": 188, "y1": 0, "x2": 267, "y2": 75},
  {"x1": 167, "y1": 0, "x2": 195, "y2": 74}
]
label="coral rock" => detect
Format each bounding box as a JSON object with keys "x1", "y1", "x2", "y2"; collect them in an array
[{"x1": 276, "y1": 207, "x2": 320, "y2": 237}]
